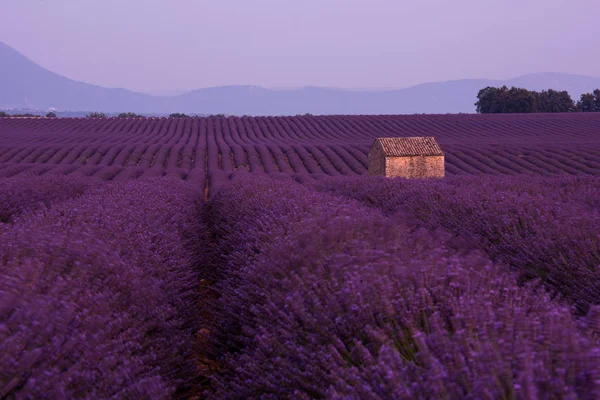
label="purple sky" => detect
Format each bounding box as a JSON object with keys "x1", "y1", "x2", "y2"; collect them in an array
[{"x1": 1, "y1": 0, "x2": 598, "y2": 93}]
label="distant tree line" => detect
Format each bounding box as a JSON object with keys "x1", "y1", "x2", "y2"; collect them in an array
[
  {"x1": 86, "y1": 112, "x2": 108, "y2": 118},
  {"x1": 0, "y1": 111, "x2": 58, "y2": 118},
  {"x1": 117, "y1": 112, "x2": 144, "y2": 118},
  {"x1": 475, "y1": 86, "x2": 600, "y2": 113},
  {"x1": 0, "y1": 110, "x2": 233, "y2": 118},
  {"x1": 167, "y1": 113, "x2": 226, "y2": 118},
  {"x1": 82, "y1": 112, "x2": 227, "y2": 118},
  {"x1": 0, "y1": 111, "x2": 46, "y2": 117},
  {"x1": 1, "y1": 111, "x2": 221, "y2": 118},
  {"x1": 85, "y1": 112, "x2": 144, "y2": 118}
]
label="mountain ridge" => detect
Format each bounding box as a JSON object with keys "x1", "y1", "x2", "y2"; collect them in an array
[{"x1": 2, "y1": 41, "x2": 600, "y2": 115}]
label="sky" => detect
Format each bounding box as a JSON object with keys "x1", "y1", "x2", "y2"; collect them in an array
[{"x1": 1, "y1": 0, "x2": 599, "y2": 93}]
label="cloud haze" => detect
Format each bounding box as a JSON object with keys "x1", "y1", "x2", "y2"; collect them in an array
[{"x1": 1, "y1": 0, "x2": 598, "y2": 92}]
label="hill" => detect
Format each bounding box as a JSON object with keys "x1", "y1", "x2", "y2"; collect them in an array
[{"x1": 2, "y1": 41, "x2": 600, "y2": 115}]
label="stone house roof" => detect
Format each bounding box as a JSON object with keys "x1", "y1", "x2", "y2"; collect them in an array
[{"x1": 371, "y1": 137, "x2": 444, "y2": 157}]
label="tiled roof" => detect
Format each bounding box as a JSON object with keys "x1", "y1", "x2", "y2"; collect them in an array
[{"x1": 372, "y1": 137, "x2": 444, "y2": 156}]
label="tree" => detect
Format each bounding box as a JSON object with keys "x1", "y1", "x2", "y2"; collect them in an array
[
  {"x1": 576, "y1": 89, "x2": 600, "y2": 112},
  {"x1": 505, "y1": 87, "x2": 536, "y2": 113},
  {"x1": 475, "y1": 86, "x2": 510, "y2": 113},
  {"x1": 46, "y1": 112, "x2": 57, "y2": 118},
  {"x1": 117, "y1": 112, "x2": 143, "y2": 118},
  {"x1": 86, "y1": 112, "x2": 107, "y2": 118},
  {"x1": 0, "y1": 111, "x2": 8, "y2": 117},
  {"x1": 169, "y1": 113, "x2": 189, "y2": 118},
  {"x1": 535, "y1": 89, "x2": 575, "y2": 113},
  {"x1": 576, "y1": 93, "x2": 596, "y2": 112},
  {"x1": 476, "y1": 86, "x2": 575, "y2": 113}
]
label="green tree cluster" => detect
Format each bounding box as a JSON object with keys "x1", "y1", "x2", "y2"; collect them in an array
[
  {"x1": 575, "y1": 89, "x2": 600, "y2": 112},
  {"x1": 116, "y1": 112, "x2": 144, "y2": 118},
  {"x1": 45, "y1": 112, "x2": 57, "y2": 118},
  {"x1": 86, "y1": 112, "x2": 108, "y2": 118},
  {"x1": 169, "y1": 113, "x2": 189, "y2": 118},
  {"x1": 2, "y1": 113, "x2": 41, "y2": 117},
  {"x1": 476, "y1": 86, "x2": 600, "y2": 113}
]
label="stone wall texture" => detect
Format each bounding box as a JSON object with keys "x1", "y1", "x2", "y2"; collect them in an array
[
  {"x1": 367, "y1": 140, "x2": 386, "y2": 176},
  {"x1": 385, "y1": 155, "x2": 444, "y2": 178}
]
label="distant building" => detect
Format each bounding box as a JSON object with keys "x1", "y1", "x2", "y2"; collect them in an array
[{"x1": 368, "y1": 137, "x2": 444, "y2": 178}]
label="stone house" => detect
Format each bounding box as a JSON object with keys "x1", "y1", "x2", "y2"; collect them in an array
[{"x1": 368, "y1": 137, "x2": 444, "y2": 178}]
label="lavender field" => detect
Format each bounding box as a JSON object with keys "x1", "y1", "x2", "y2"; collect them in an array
[
  {"x1": 1, "y1": 113, "x2": 600, "y2": 195},
  {"x1": 1, "y1": 114, "x2": 600, "y2": 399}
]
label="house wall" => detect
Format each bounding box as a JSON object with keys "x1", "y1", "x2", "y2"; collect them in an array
[
  {"x1": 368, "y1": 142, "x2": 386, "y2": 176},
  {"x1": 386, "y1": 155, "x2": 445, "y2": 178}
]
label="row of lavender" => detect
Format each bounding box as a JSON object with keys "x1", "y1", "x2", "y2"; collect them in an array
[
  {"x1": 0, "y1": 118, "x2": 370, "y2": 177},
  {"x1": 0, "y1": 175, "x2": 206, "y2": 398},
  {"x1": 1, "y1": 139, "x2": 600, "y2": 198},
  {"x1": 2, "y1": 137, "x2": 600, "y2": 177},
  {"x1": 311, "y1": 175, "x2": 600, "y2": 315},
  {"x1": 2, "y1": 171, "x2": 600, "y2": 397},
  {"x1": 198, "y1": 175, "x2": 600, "y2": 399},
  {"x1": 1, "y1": 114, "x2": 600, "y2": 181},
  {"x1": 2, "y1": 114, "x2": 599, "y2": 145}
]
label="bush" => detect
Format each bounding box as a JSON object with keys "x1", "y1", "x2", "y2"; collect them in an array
[
  {"x1": 199, "y1": 176, "x2": 600, "y2": 399},
  {"x1": 314, "y1": 175, "x2": 600, "y2": 315},
  {"x1": 0, "y1": 174, "x2": 101, "y2": 223},
  {"x1": 85, "y1": 112, "x2": 107, "y2": 118},
  {"x1": 0, "y1": 177, "x2": 205, "y2": 398},
  {"x1": 116, "y1": 112, "x2": 143, "y2": 118}
]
